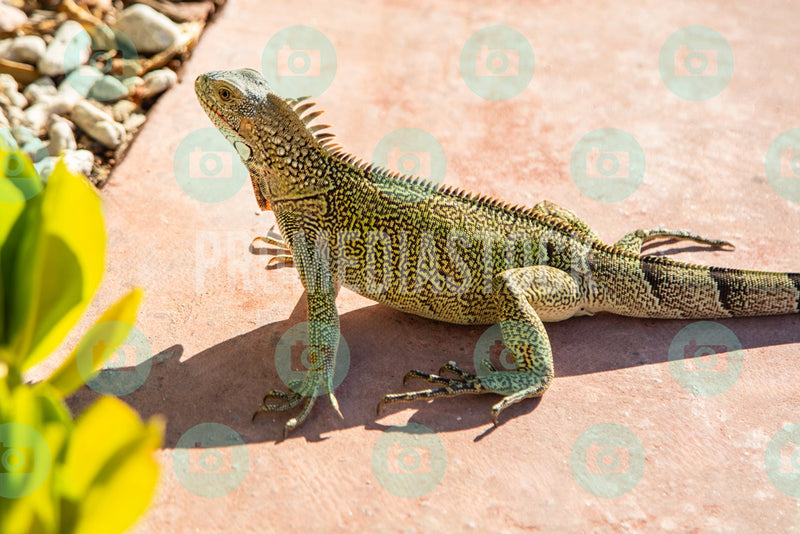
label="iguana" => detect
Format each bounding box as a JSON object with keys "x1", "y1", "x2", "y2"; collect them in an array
[{"x1": 195, "y1": 68, "x2": 800, "y2": 437}]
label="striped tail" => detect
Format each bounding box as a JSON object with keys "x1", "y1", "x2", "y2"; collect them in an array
[{"x1": 592, "y1": 250, "x2": 800, "y2": 319}]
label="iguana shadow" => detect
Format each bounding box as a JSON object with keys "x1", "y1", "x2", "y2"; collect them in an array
[{"x1": 64, "y1": 292, "x2": 800, "y2": 446}]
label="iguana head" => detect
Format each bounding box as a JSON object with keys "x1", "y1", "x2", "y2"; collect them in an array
[{"x1": 195, "y1": 68, "x2": 330, "y2": 210}]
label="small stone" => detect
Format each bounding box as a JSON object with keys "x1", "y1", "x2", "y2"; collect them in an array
[
  {"x1": 0, "y1": 74, "x2": 27, "y2": 109},
  {"x1": 122, "y1": 111, "x2": 146, "y2": 133},
  {"x1": 0, "y1": 107, "x2": 8, "y2": 129},
  {"x1": 122, "y1": 75, "x2": 144, "y2": 92},
  {"x1": 111, "y1": 99, "x2": 138, "y2": 122},
  {"x1": 38, "y1": 20, "x2": 91, "y2": 77},
  {"x1": 59, "y1": 65, "x2": 103, "y2": 104},
  {"x1": 22, "y1": 103, "x2": 51, "y2": 135},
  {"x1": 142, "y1": 68, "x2": 177, "y2": 98},
  {"x1": 23, "y1": 77, "x2": 57, "y2": 105},
  {"x1": 0, "y1": 4, "x2": 27, "y2": 33},
  {"x1": 60, "y1": 148, "x2": 94, "y2": 177},
  {"x1": 71, "y1": 100, "x2": 126, "y2": 148},
  {"x1": 0, "y1": 39, "x2": 12, "y2": 60},
  {"x1": 7, "y1": 35, "x2": 47, "y2": 65},
  {"x1": 48, "y1": 117, "x2": 77, "y2": 155},
  {"x1": 88, "y1": 75, "x2": 128, "y2": 102},
  {"x1": 114, "y1": 4, "x2": 181, "y2": 54}
]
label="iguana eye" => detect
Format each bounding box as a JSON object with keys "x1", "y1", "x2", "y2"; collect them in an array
[{"x1": 219, "y1": 88, "x2": 232, "y2": 101}]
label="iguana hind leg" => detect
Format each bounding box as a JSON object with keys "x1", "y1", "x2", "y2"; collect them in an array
[
  {"x1": 615, "y1": 229, "x2": 734, "y2": 254},
  {"x1": 532, "y1": 200, "x2": 601, "y2": 241},
  {"x1": 379, "y1": 266, "x2": 581, "y2": 425}
]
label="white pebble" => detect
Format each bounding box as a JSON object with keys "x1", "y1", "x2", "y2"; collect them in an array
[
  {"x1": 0, "y1": 73, "x2": 27, "y2": 108},
  {"x1": 7, "y1": 35, "x2": 47, "y2": 65},
  {"x1": 71, "y1": 100, "x2": 126, "y2": 148},
  {"x1": 48, "y1": 117, "x2": 77, "y2": 155},
  {"x1": 60, "y1": 149, "x2": 94, "y2": 177},
  {"x1": 23, "y1": 77, "x2": 57, "y2": 105},
  {"x1": 142, "y1": 68, "x2": 177, "y2": 98},
  {"x1": 0, "y1": 4, "x2": 27, "y2": 33},
  {"x1": 115, "y1": 4, "x2": 180, "y2": 54},
  {"x1": 88, "y1": 75, "x2": 128, "y2": 102},
  {"x1": 38, "y1": 20, "x2": 91, "y2": 77}
]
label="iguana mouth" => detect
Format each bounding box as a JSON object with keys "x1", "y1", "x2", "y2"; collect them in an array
[{"x1": 197, "y1": 93, "x2": 233, "y2": 131}]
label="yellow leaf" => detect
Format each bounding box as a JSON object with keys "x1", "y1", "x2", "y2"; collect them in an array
[
  {"x1": 7, "y1": 160, "x2": 105, "y2": 370},
  {"x1": 43, "y1": 289, "x2": 143, "y2": 397},
  {"x1": 62, "y1": 397, "x2": 163, "y2": 534}
]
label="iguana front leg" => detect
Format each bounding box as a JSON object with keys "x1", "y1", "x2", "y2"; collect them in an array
[
  {"x1": 379, "y1": 266, "x2": 579, "y2": 425},
  {"x1": 253, "y1": 218, "x2": 342, "y2": 437},
  {"x1": 252, "y1": 229, "x2": 294, "y2": 265}
]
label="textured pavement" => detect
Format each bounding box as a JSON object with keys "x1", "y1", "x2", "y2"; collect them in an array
[{"x1": 38, "y1": 0, "x2": 800, "y2": 531}]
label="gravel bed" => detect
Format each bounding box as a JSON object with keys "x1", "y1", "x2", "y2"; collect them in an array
[{"x1": 0, "y1": 0, "x2": 224, "y2": 186}]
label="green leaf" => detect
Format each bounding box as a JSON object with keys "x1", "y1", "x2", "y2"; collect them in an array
[
  {"x1": 61, "y1": 397, "x2": 164, "y2": 534},
  {"x1": 43, "y1": 289, "x2": 143, "y2": 397},
  {"x1": 3, "y1": 160, "x2": 105, "y2": 369}
]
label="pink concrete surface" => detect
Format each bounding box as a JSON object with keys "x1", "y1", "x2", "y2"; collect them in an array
[{"x1": 36, "y1": 0, "x2": 800, "y2": 531}]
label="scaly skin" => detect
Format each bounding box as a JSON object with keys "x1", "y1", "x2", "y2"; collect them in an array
[{"x1": 195, "y1": 68, "x2": 800, "y2": 437}]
